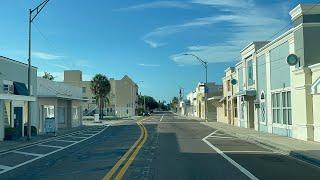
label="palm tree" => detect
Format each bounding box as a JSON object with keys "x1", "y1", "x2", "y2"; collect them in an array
[
  {"x1": 90, "y1": 74, "x2": 111, "y2": 119},
  {"x1": 42, "y1": 72, "x2": 54, "y2": 80}
]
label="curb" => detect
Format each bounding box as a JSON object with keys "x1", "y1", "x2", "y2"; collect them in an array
[{"x1": 201, "y1": 122, "x2": 320, "y2": 168}]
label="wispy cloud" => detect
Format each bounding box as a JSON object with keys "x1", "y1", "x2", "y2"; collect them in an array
[
  {"x1": 116, "y1": 1, "x2": 190, "y2": 11},
  {"x1": 191, "y1": 0, "x2": 255, "y2": 8},
  {"x1": 138, "y1": 63, "x2": 161, "y2": 67},
  {"x1": 33, "y1": 51, "x2": 63, "y2": 60},
  {"x1": 164, "y1": 1, "x2": 289, "y2": 64},
  {"x1": 143, "y1": 39, "x2": 166, "y2": 48}
]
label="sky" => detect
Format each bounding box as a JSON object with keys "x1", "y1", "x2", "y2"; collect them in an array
[{"x1": 0, "y1": 0, "x2": 318, "y2": 102}]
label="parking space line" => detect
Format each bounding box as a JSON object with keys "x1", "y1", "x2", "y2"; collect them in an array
[
  {"x1": 207, "y1": 136, "x2": 235, "y2": 139},
  {"x1": 12, "y1": 150, "x2": 44, "y2": 157},
  {"x1": 37, "y1": 144, "x2": 65, "y2": 149},
  {"x1": 0, "y1": 125, "x2": 110, "y2": 175},
  {"x1": 0, "y1": 165, "x2": 12, "y2": 171},
  {"x1": 55, "y1": 139, "x2": 79, "y2": 143},
  {"x1": 222, "y1": 151, "x2": 275, "y2": 154},
  {"x1": 202, "y1": 131, "x2": 259, "y2": 180},
  {"x1": 160, "y1": 115, "x2": 164, "y2": 122}
]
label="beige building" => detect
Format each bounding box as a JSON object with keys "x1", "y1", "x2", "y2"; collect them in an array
[
  {"x1": 218, "y1": 67, "x2": 239, "y2": 126},
  {"x1": 64, "y1": 70, "x2": 138, "y2": 117}
]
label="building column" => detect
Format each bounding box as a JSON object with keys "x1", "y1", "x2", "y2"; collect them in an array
[
  {"x1": 310, "y1": 64, "x2": 320, "y2": 142},
  {"x1": 265, "y1": 52, "x2": 273, "y2": 134},
  {"x1": 291, "y1": 67, "x2": 314, "y2": 141}
]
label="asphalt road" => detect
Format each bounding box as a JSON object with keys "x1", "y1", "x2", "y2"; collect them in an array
[{"x1": 1, "y1": 112, "x2": 320, "y2": 179}]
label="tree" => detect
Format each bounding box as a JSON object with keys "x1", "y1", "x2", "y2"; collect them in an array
[
  {"x1": 42, "y1": 72, "x2": 54, "y2": 80},
  {"x1": 90, "y1": 74, "x2": 111, "y2": 119},
  {"x1": 170, "y1": 96, "x2": 179, "y2": 112}
]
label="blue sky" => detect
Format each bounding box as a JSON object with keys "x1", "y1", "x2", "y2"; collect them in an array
[{"x1": 0, "y1": 0, "x2": 318, "y2": 102}]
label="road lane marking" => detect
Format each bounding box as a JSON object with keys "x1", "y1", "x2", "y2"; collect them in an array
[
  {"x1": 116, "y1": 121, "x2": 148, "y2": 179},
  {"x1": 222, "y1": 151, "x2": 275, "y2": 154},
  {"x1": 0, "y1": 165, "x2": 12, "y2": 171},
  {"x1": 103, "y1": 117, "x2": 150, "y2": 179},
  {"x1": 54, "y1": 139, "x2": 78, "y2": 143},
  {"x1": 160, "y1": 115, "x2": 164, "y2": 122},
  {"x1": 0, "y1": 125, "x2": 110, "y2": 175},
  {"x1": 202, "y1": 131, "x2": 259, "y2": 180},
  {"x1": 11, "y1": 150, "x2": 44, "y2": 157},
  {"x1": 207, "y1": 136, "x2": 235, "y2": 139},
  {"x1": 37, "y1": 144, "x2": 65, "y2": 149}
]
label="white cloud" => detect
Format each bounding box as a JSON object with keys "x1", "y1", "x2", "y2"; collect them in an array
[
  {"x1": 166, "y1": 1, "x2": 289, "y2": 64},
  {"x1": 138, "y1": 63, "x2": 160, "y2": 67},
  {"x1": 33, "y1": 51, "x2": 63, "y2": 60},
  {"x1": 143, "y1": 39, "x2": 166, "y2": 48},
  {"x1": 191, "y1": 0, "x2": 254, "y2": 8},
  {"x1": 116, "y1": 1, "x2": 190, "y2": 11}
]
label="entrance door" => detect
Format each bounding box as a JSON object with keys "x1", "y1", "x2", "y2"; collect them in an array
[
  {"x1": 227, "y1": 100, "x2": 232, "y2": 124},
  {"x1": 14, "y1": 107, "x2": 23, "y2": 138},
  {"x1": 248, "y1": 98, "x2": 255, "y2": 129}
]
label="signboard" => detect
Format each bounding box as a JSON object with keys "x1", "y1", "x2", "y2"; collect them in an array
[
  {"x1": 45, "y1": 118, "x2": 56, "y2": 134},
  {"x1": 287, "y1": 54, "x2": 299, "y2": 66}
]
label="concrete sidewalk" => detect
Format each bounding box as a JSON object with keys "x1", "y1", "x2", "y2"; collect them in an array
[
  {"x1": 0, "y1": 126, "x2": 88, "y2": 154},
  {"x1": 201, "y1": 121, "x2": 320, "y2": 167}
]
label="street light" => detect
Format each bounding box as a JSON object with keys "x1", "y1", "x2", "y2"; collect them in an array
[
  {"x1": 27, "y1": 0, "x2": 50, "y2": 140},
  {"x1": 183, "y1": 53, "x2": 208, "y2": 122}
]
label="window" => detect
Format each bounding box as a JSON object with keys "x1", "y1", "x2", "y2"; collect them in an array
[
  {"x1": 260, "y1": 91, "x2": 266, "y2": 123},
  {"x1": 272, "y1": 91, "x2": 292, "y2": 125},
  {"x1": 247, "y1": 60, "x2": 254, "y2": 86},
  {"x1": 82, "y1": 87, "x2": 86, "y2": 93},
  {"x1": 44, "y1": 105, "x2": 55, "y2": 118},
  {"x1": 72, "y1": 107, "x2": 79, "y2": 120},
  {"x1": 227, "y1": 80, "x2": 231, "y2": 91},
  {"x1": 224, "y1": 100, "x2": 227, "y2": 116},
  {"x1": 233, "y1": 98, "x2": 238, "y2": 118}
]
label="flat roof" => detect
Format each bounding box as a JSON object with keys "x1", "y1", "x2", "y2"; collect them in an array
[{"x1": 0, "y1": 56, "x2": 38, "y2": 69}]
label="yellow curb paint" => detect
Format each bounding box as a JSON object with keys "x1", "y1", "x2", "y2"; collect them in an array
[{"x1": 103, "y1": 117, "x2": 150, "y2": 180}]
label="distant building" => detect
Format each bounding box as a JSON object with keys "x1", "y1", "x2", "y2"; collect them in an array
[
  {"x1": 0, "y1": 56, "x2": 38, "y2": 141},
  {"x1": 184, "y1": 82, "x2": 222, "y2": 121},
  {"x1": 63, "y1": 70, "x2": 138, "y2": 117}
]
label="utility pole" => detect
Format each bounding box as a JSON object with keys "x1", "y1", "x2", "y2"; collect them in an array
[
  {"x1": 184, "y1": 53, "x2": 208, "y2": 122},
  {"x1": 27, "y1": 0, "x2": 50, "y2": 140}
]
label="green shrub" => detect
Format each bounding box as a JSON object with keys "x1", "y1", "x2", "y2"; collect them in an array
[{"x1": 4, "y1": 127, "x2": 19, "y2": 140}]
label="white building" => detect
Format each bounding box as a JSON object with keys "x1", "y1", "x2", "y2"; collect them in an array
[
  {"x1": 0, "y1": 56, "x2": 38, "y2": 141},
  {"x1": 37, "y1": 77, "x2": 84, "y2": 134}
]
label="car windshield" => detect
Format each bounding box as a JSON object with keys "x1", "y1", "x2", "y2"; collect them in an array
[{"x1": 1, "y1": 1, "x2": 320, "y2": 179}]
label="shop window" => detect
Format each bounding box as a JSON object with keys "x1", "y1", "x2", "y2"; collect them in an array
[
  {"x1": 72, "y1": 107, "x2": 79, "y2": 120},
  {"x1": 272, "y1": 91, "x2": 291, "y2": 125},
  {"x1": 44, "y1": 105, "x2": 55, "y2": 118},
  {"x1": 247, "y1": 60, "x2": 254, "y2": 86},
  {"x1": 224, "y1": 100, "x2": 227, "y2": 116},
  {"x1": 233, "y1": 98, "x2": 238, "y2": 118}
]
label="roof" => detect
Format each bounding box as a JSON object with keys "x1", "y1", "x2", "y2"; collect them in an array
[
  {"x1": 0, "y1": 56, "x2": 37, "y2": 69},
  {"x1": 37, "y1": 77, "x2": 83, "y2": 100}
]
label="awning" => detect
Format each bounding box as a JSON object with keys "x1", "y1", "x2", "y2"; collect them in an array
[
  {"x1": 13, "y1": 81, "x2": 29, "y2": 96},
  {"x1": 0, "y1": 94, "x2": 36, "y2": 101},
  {"x1": 236, "y1": 89, "x2": 256, "y2": 97}
]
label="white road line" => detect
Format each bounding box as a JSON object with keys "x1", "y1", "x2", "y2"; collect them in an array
[
  {"x1": 0, "y1": 125, "x2": 110, "y2": 175},
  {"x1": 11, "y1": 151, "x2": 44, "y2": 157},
  {"x1": 202, "y1": 131, "x2": 259, "y2": 180},
  {"x1": 54, "y1": 139, "x2": 78, "y2": 143},
  {"x1": 207, "y1": 136, "x2": 235, "y2": 139},
  {"x1": 0, "y1": 165, "x2": 12, "y2": 171},
  {"x1": 160, "y1": 115, "x2": 164, "y2": 122},
  {"x1": 222, "y1": 151, "x2": 275, "y2": 154},
  {"x1": 37, "y1": 144, "x2": 65, "y2": 149}
]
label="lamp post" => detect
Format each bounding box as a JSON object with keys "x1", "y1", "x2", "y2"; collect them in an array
[
  {"x1": 183, "y1": 53, "x2": 208, "y2": 122},
  {"x1": 27, "y1": 0, "x2": 50, "y2": 140}
]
